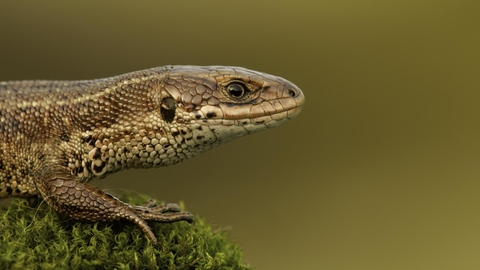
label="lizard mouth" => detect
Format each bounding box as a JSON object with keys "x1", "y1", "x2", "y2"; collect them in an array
[
  {"x1": 195, "y1": 94, "x2": 305, "y2": 127},
  {"x1": 285, "y1": 103, "x2": 304, "y2": 119},
  {"x1": 220, "y1": 89, "x2": 305, "y2": 121}
]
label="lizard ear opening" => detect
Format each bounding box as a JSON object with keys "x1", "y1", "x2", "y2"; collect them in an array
[{"x1": 160, "y1": 97, "x2": 176, "y2": 123}]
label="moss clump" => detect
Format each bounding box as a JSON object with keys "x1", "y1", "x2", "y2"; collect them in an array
[{"x1": 0, "y1": 194, "x2": 251, "y2": 270}]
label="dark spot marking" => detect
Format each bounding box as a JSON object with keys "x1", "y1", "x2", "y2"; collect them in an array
[
  {"x1": 39, "y1": 154, "x2": 45, "y2": 161},
  {"x1": 196, "y1": 135, "x2": 204, "y2": 140},
  {"x1": 6, "y1": 187, "x2": 13, "y2": 194},
  {"x1": 93, "y1": 148, "x2": 101, "y2": 159},
  {"x1": 172, "y1": 131, "x2": 180, "y2": 136},
  {"x1": 255, "y1": 120, "x2": 265, "y2": 124},
  {"x1": 160, "y1": 97, "x2": 176, "y2": 123},
  {"x1": 93, "y1": 162, "x2": 106, "y2": 173},
  {"x1": 195, "y1": 114, "x2": 201, "y2": 119},
  {"x1": 206, "y1": 112, "x2": 216, "y2": 118},
  {"x1": 74, "y1": 167, "x2": 84, "y2": 174},
  {"x1": 180, "y1": 130, "x2": 187, "y2": 135},
  {"x1": 88, "y1": 140, "x2": 96, "y2": 147},
  {"x1": 60, "y1": 130, "x2": 70, "y2": 142},
  {"x1": 82, "y1": 135, "x2": 92, "y2": 143},
  {"x1": 186, "y1": 137, "x2": 193, "y2": 141}
]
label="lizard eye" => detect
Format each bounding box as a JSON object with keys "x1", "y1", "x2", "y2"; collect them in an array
[{"x1": 226, "y1": 82, "x2": 247, "y2": 99}]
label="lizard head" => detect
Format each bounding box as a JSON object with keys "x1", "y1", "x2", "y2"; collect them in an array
[{"x1": 159, "y1": 66, "x2": 305, "y2": 145}]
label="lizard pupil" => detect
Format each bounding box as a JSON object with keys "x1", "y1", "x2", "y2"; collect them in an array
[{"x1": 227, "y1": 83, "x2": 245, "y2": 98}]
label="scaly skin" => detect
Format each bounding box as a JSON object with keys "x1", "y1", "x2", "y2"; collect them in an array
[{"x1": 0, "y1": 65, "x2": 305, "y2": 245}]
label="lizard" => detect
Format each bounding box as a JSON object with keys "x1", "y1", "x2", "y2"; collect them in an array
[{"x1": 0, "y1": 65, "x2": 305, "y2": 245}]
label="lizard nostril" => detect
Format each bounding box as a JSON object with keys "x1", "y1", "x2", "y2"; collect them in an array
[{"x1": 288, "y1": 88, "x2": 297, "y2": 98}]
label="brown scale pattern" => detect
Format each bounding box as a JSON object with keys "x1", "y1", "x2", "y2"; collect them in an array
[{"x1": 0, "y1": 65, "x2": 305, "y2": 245}]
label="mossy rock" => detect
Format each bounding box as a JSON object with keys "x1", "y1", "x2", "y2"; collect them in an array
[{"x1": 0, "y1": 194, "x2": 251, "y2": 270}]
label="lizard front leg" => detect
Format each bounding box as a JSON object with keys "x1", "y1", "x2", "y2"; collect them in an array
[{"x1": 36, "y1": 173, "x2": 194, "y2": 246}]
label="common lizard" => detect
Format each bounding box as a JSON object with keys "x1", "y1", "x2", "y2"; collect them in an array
[{"x1": 0, "y1": 65, "x2": 305, "y2": 245}]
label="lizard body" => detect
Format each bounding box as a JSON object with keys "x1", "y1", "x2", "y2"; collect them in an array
[{"x1": 0, "y1": 65, "x2": 305, "y2": 245}]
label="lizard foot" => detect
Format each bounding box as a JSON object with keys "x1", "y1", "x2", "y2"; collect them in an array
[{"x1": 37, "y1": 175, "x2": 193, "y2": 246}]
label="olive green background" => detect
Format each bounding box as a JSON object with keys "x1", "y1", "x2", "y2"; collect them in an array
[{"x1": 1, "y1": 1, "x2": 479, "y2": 269}]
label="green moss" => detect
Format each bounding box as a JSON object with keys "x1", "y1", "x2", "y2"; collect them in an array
[{"x1": 0, "y1": 194, "x2": 251, "y2": 270}]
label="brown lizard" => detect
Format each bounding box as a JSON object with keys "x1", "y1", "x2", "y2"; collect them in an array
[{"x1": 0, "y1": 65, "x2": 305, "y2": 245}]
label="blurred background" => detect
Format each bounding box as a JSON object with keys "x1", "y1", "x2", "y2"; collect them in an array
[{"x1": 1, "y1": 0, "x2": 479, "y2": 269}]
